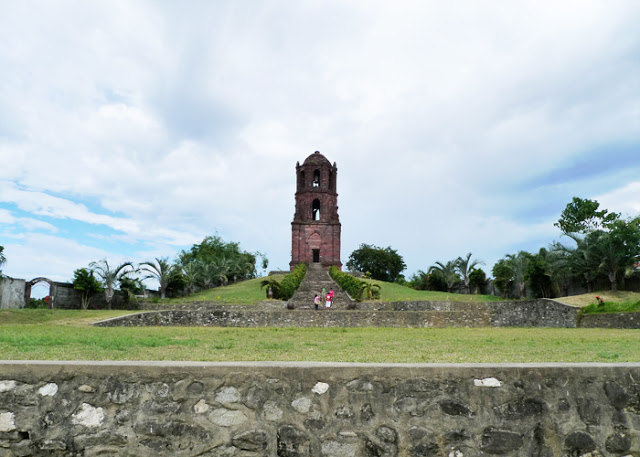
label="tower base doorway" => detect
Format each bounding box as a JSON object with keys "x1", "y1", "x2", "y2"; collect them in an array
[{"x1": 312, "y1": 249, "x2": 320, "y2": 263}]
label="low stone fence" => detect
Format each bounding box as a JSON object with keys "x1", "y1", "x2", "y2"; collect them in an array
[
  {"x1": 1, "y1": 361, "x2": 639, "y2": 456},
  {"x1": 97, "y1": 299, "x2": 579, "y2": 328},
  {"x1": 579, "y1": 312, "x2": 640, "y2": 329}
]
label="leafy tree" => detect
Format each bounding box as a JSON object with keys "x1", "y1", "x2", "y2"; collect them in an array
[
  {"x1": 468, "y1": 268, "x2": 488, "y2": 294},
  {"x1": 89, "y1": 259, "x2": 134, "y2": 309},
  {"x1": 492, "y1": 251, "x2": 532, "y2": 298},
  {"x1": 139, "y1": 257, "x2": 181, "y2": 299},
  {"x1": 346, "y1": 244, "x2": 406, "y2": 282},
  {"x1": 72, "y1": 268, "x2": 102, "y2": 310},
  {"x1": 555, "y1": 197, "x2": 619, "y2": 235},
  {"x1": 455, "y1": 253, "x2": 484, "y2": 294},
  {"x1": 428, "y1": 260, "x2": 460, "y2": 293},
  {"x1": 179, "y1": 236, "x2": 258, "y2": 291},
  {"x1": 525, "y1": 248, "x2": 553, "y2": 298}
]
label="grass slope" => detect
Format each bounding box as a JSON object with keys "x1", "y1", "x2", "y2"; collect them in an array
[
  {"x1": 163, "y1": 276, "x2": 284, "y2": 305},
  {"x1": 1, "y1": 310, "x2": 639, "y2": 363},
  {"x1": 157, "y1": 274, "x2": 502, "y2": 305},
  {"x1": 555, "y1": 290, "x2": 640, "y2": 308}
]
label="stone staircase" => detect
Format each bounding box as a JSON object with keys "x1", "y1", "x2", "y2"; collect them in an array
[{"x1": 287, "y1": 263, "x2": 354, "y2": 310}]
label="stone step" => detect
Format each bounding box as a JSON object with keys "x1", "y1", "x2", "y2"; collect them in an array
[{"x1": 288, "y1": 264, "x2": 354, "y2": 310}]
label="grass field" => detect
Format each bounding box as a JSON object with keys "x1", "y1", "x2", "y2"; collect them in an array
[
  {"x1": 555, "y1": 290, "x2": 640, "y2": 309},
  {"x1": 1, "y1": 309, "x2": 639, "y2": 363}
]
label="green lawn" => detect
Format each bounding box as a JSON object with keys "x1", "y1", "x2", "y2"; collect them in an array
[
  {"x1": 153, "y1": 274, "x2": 502, "y2": 306},
  {"x1": 1, "y1": 310, "x2": 639, "y2": 363},
  {"x1": 363, "y1": 278, "x2": 504, "y2": 302},
  {"x1": 162, "y1": 276, "x2": 284, "y2": 305}
]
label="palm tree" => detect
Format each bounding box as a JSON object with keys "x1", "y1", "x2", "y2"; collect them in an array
[
  {"x1": 359, "y1": 281, "x2": 381, "y2": 300},
  {"x1": 181, "y1": 262, "x2": 199, "y2": 295},
  {"x1": 505, "y1": 252, "x2": 530, "y2": 299},
  {"x1": 455, "y1": 253, "x2": 484, "y2": 294},
  {"x1": 429, "y1": 260, "x2": 460, "y2": 293},
  {"x1": 139, "y1": 257, "x2": 180, "y2": 299},
  {"x1": 89, "y1": 259, "x2": 134, "y2": 309},
  {"x1": 260, "y1": 278, "x2": 282, "y2": 299}
]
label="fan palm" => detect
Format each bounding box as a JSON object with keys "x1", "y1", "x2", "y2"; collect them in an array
[
  {"x1": 89, "y1": 259, "x2": 134, "y2": 309},
  {"x1": 428, "y1": 260, "x2": 460, "y2": 293},
  {"x1": 455, "y1": 253, "x2": 484, "y2": 294},
  {"x1": 139, "y1": 257, "x2": 180, "y2": 299}
]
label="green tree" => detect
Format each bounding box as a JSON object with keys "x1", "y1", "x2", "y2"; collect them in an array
[
  {"x1": 0, "y1": 245, "x2": 5, "y2": 276},
  {"x1": 428, "y1": 260, "x2": 460, "y2": 293},
  {"x1": 89, "y1": 259, "x2": 134, "y2": 309},
  {"x1": 139, "y1": 257, "x2": 180, "y2": 299},
  {"x1": 72, "y1": 268, "x2": 102, "y2": 310},
  {"x1": 492, "y1": 251, "x2": 532, "y2": 298},
  {"x1": 525, "y1": 248, "x2": 553, "y2": 298},
  {"x1": 555, "y1": 197, "x2": 619, "y2": 235},
  {"x1": 179, "y1": 236, "x2": 257, "y2": 291},
  {"x1": 346, "y1": 244, "x2": 406, "y2": 282},
  {"x1": 468, "y1": 268, "x2": 488, "y2": 294},
  {"x1": 455, "y1": 253, "x2": 484, "y2": 294}
]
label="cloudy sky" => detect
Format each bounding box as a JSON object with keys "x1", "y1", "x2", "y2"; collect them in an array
[{"x1": 1, "y1": 1, "x2": 639, "y2": 294}]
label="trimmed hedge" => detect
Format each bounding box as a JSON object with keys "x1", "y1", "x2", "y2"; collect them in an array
[
  {"x1": 329, "y1": 266, "x2": 367, "y2": 301},
  {"x1": 280, "y1": 263, "x2": 308, "y2": 301}
]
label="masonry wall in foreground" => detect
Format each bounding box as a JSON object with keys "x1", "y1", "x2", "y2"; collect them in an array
[{"x1": 1, "y1": 362, "x2": 639, "y2": 456}]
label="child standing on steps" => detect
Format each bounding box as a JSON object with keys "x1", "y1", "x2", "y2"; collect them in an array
[
  {"x1": 325, "y1": 292, "x2": 332, "y2": 309},
  {"x1": 321, "y1": 287, "x2": 327, "y2": 306},
  {"x1": 314, "y1": 294, "x2": 320, "y2": 311}
]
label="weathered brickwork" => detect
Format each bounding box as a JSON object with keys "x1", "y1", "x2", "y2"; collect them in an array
[
  {"x1": 1, "y1": 362, "x2": 639, "y2": 456},
  {"x1": 290, "y1": 151, "x2": 341, "y2": 270}
]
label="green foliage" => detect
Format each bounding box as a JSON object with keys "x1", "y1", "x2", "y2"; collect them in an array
[
  {"x1": 582, "y1": 296, "x2": 640, "y2": 314},
  {"x1": 26, "y1": 298, "x2": 48, "y2": 309},
  {"x1": 329, "y1": 266, "x2": 376, "y2": 301},
  {"x1": 260, "y1": 278, "x2": 283, "y2": 299},
  {"x1": 139, "y1": 257, "x2": 181, "y2": 299},
  {"x1": 468, "y1": 268, "x2": 488, "y2": 294},
  {"x1": 72, "y1": 268, "x2": 103, "y2": 310},
  {"x1": 0, "y1": 245, "x2": 5, "y2": 275},
  {"x1": 525, "y1": 248, "x2": 553, "y2": 298},
  {"x1": 408, "y1": 270, "x2": 448, "y2": 292},
  {"x1": 555, "y1": 197, "x2": 619, "y2": 234},
  {"x1": 492, "y1": 251, "x2": 532, "y2": 298},
  {"x1": 178, "y1": 236, "x2": 261, "y2": 293},
  {"x1": 346, "y1": 244, "x2": 406, "y2": 282},
  {"x1": 428, "y1": 260, "x2": 460, "y2": 293},
  {"x1": 89, "y1": 259, "x2": 134, "y2": 309},
  {"x1": 278, "y1": 263, "x2": 307, "y2": 301},
  {"x1": 455, "y1": 253, "x2": 484, "y2": 294}
]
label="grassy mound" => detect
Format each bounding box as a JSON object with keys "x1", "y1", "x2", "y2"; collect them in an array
[{"x1": 555, "y1": 291, "x2": 640, "y2": 309}]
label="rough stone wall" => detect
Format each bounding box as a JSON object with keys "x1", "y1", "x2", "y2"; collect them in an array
[
  {"x1": 1, "y1": 362, "x2": 639, "y2": 456},
  {"x1": 0, "y1": 277, "x2": 26, "y2": 309},
  {"x1": 100, "y1": 299, "x2": 579, "y2": 329},
  {"x1": 580, "y1": 313, "x2": 640, "y2": 329}
]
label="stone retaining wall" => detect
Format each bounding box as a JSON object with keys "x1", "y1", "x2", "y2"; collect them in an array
[
  {"x1": 96, "y1": 299, "x2": 579, "y2": 328},
  {"x1": 1, "y1": 361, "x2": 639, "y2": 456},
  {"x1": 579, "y1": 312, "x2": 640, "y2": 329}
]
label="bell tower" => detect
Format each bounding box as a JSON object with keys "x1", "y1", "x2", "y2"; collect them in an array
[{"x1": 290, "y1": 151, "x2": 342, "y2": 270}]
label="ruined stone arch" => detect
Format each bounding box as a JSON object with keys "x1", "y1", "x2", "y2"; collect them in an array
[{"x1": 25, "y1": 277, "x2": 57, "y2": 309}]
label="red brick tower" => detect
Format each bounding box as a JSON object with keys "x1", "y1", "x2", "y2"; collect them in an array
[{"x1": 290, "y1": 151, "x2": 342, "y2": 270}]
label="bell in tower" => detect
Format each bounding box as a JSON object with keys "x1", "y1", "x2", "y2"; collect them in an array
[{"x1": 290, "y1": 151, "x2": 342, "y2": 270}]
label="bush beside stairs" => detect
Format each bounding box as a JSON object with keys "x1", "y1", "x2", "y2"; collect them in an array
[{"x1": 287, "y1": 263, "x2": 354, "y2": 310}]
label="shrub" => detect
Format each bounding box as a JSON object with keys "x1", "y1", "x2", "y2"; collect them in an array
[
  {"x1": 279, "y1": 263, "x2": 307, "y2": 301},
  {"x1": 329, "y1": 266, "x2": 380, "y2": 301}
]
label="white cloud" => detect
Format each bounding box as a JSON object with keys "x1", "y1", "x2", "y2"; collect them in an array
[{"x1": 0, "y1": 1, "x2": 639, "y2": 280}]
